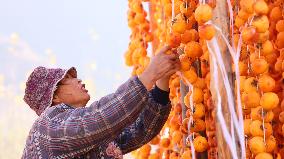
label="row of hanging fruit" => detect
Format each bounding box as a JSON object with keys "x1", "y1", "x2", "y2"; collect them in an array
[{"x1": 124, "y1": 0, "x2": 284, "y2": 158}]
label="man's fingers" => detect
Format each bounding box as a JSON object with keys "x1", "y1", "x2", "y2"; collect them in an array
[
  {"x1": 174, "y1": 62, "x2": 181, "y2": 70},
  {"x1": 164, "y1": 69, "x2": 178, "y2": 77},
  {"x1": 157, "y1": 45, "x2": 171, "y2": 55},
  {"x1": 166, "y1": 53, "x2": 179, "y2": 60}
]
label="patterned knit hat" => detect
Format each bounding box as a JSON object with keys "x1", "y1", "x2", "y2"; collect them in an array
[{"x1": 24, "y1": 66, "x2": 77, "y2": 116}]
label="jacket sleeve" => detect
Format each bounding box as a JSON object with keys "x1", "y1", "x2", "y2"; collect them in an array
[
  {"x1": 114, "y1": 86, "x2": 172, "y2": 154},
  {"x1": 43, "y1": 76, "x2": 149, "y2": 158}
]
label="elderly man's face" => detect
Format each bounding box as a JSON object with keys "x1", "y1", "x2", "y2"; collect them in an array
[{"x1": 52, "y1": 73, "x2": 90, "y2": 108}]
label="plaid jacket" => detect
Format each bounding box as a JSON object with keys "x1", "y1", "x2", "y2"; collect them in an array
[{"x1": 22, "y1": 76, "x2": 171, "y2": 159}]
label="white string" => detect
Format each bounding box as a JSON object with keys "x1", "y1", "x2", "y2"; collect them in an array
[
  {"x1": 209, "y1": 48, "x2": 239, "y2": 159},
  {"x1": 208, "y1": 26, "x2": 246, "y2": 158}
]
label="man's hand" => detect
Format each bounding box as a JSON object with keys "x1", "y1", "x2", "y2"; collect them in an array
[
  {"x1": 138, "y1": 46, "x2": 180, "y2": 90},
  {"x1": 156, "y1": 60, "x2": 180, "y2": 92}
]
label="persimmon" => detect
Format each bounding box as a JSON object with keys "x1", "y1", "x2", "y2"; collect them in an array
[
  {"x1": 184, "y1": 91, "x2": 191, "y2": 108},
  {"x1": 172, "y1": 131, "x2": 183, "y2": 144},
  {"x1": 193, "y1": 78, "x2": 206, "y2": 89},
  {"x1": 138, "y1": 56, "x2": 150, "y2": 67},
  {"x1": 174, "y1": 103, "x2": 182, "y2": 114},
  {"x1": 250, "y1": 120, "x2": 272, "y2": 137},
  {"x1": 166, "y1": 32, "x2": 181, "y2": 48},
  {"x1": 132, "y1": 50, "x2": 140, "y2": 64},
  {"x1": 243, "y1": 77, "x2": 258, "y2": 92},
  {"x1": 181, "y1": 30, "x2": 192, "y2": 44},
  {"x1": 249, "y1": 136, "x2": 266, "y2": 155},
  {"x1": 238, "y1": 9, "x2": 250, "y2": 20},
  {"x1": 134, "y1": 13, "x2": 146, "y2": 24},
  {"x1": 191, "y1": 103, "x2": 205, "y2": 118},
  {"x1": 181, "y1": 118, "x2": 190, "y2": 133},
  {"x1": 233, "y1": 61, "x2": 248, "y2": 76},
  {"x1": 235, "y1": 16, "x2": 245, "y2": 28},
  {"x1": 181, "y1": 150, "x2": 192, "y2": 159},
  {"x1": 253, "y1": 0, "x2": 269, "y2": 15},
  {"x1": 257, "y1": 30, "x2": 269, "y2": 43},
  {"x1": 160, "y1": 138, "x2": 171, "y2": 148},
  {"x1": 276, "y1": 20, "x2": 284, "y2": 32},
  {"x1": 251, "y1": 58, "x2": 268, "y2": 75},
  {"x1": 124, "y1": 51, "x2": 133, "y2": 66},
  {"x1": 191, "y1": 119, "x2": 206, "y2": 132},
  {"x1": 251, "y1": 106, "x2": 274, "y2": 122},
  {"x1": 132, "y1": 2, "x2": 143, "y2": 13},
  {"x1": 255, "y1": 153, "x2": 273, "y2": 159},
  {"x1": 170, "y1": 115, "x2": 181, "y2": 131},
  {"x1": 276, "y1": 32, "x2": 284, "y2": 49},
  {"x1": 265, "y1": 52, "x2": 277, "y2": 66},
  {"x1": 251, "y1": 15, "x2": 269, "y2": 33},
  {"x1": 140, "y1": 23, "x2": 150, "y2": 32},
  {"x1": 183, "y1": 67, "x2": 198, "y2": 83},
  {"x1": 242, "y1": 26, "x2": 258, "y2": 43},
  {"x1": 185, "y1": 15, "x2": 196, "y2": 30},
  {"x1": 241, "y1": 91, "x2": 260, "y2": 108},
  {"x1": 186, "y1": 108, "x2": 191, "y2": 118},
  {"x1": 275, "y1": 58, "x2": 283, "y2": 72},
  {"x1": 172, "y1": 19, "x2": 187, "y2": 34},
  {"x1": 193, "y1": 136, "x2": 208, "y2": 152},
  {"x1": 260, "y1": 92, "x2": 279, "y2": 110},
  {"x1": 270, "y1": 7, "x2": 282, "y2": 21},
  {"x1": 261, "y1": 40, "x2": 274, "y2": 56},
  {"x1": 144, "y1": 33, "x2": 153, "y2": 42},
  {"x1": 140, "y1": 144, "x2": 151, "y2": 157},
  {"x1": 249, "y1": 52, "x2": 259, "y2": 63},
  {"x1": 194, "y1": 4, "x2": 213, "y2": 24},
  {"x1": 180, "y1": 2, "x2": 192, "y2": 17},
  {"x1": 136, "y1": 66, "x2": 145, "y2": 75},
  {"x1": 169, "y1": 152, "x2": 179, "y2": 159},
  {"x1": 150, "y1": 136, "x2": 160, "y2": 145},
  {"x1": 164, "y1": 3, "x2": 172, "y2": 17},
  {"x1": 258, "y1": 74, "x2": 275, "y2": 92},
  {"x1": 244, "y1": 119, "x2": 252, "y2": 135},
  {"x1": 184, "y1": 41, "x2": 203, "y2": 58},
  {"x1": 198, "y1": 24, "x2": 216, "y2": 40},
  {"x1": 189, "y1": 29, "x2": 199, "y2": 41},
  {"x1": 137, "y1": 155, "x2": 148, "y2": 159},
  {"x1": 179, "y1": 54, "x2": 191, "y2": 71},
  {"x1": 173, "y1": 0, "x2": 182, "y2": 15},
  {"x1": 193, "y1": 87, "x2": 204, "y2": 104},
  {"x1": 181, "y1": 29, "x2": 198, "y2": 44},
  {"x1": 238, "y1": 76, "x2": 246, "y2": 92},
  {"x1": 240, "y1": 0, "x2": 254, "y2": 13},
  {"x1": 171, "y1": 76, "x2": 180, "y2": 87},
  {"x1": 148, "y1": 153, "x2": 159, "y2": 159},
  {"x1": 265, "y1": 135, "x2": 277, "y2": 153}
]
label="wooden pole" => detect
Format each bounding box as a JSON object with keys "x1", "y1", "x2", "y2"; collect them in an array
[{"x1": 208, "y1": 0, "x2": 241, "y2": 158}]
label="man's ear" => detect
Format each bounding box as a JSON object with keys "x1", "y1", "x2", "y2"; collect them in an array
[{"x1": 52, "y1": 95, "x2": 61, "y2": 105}]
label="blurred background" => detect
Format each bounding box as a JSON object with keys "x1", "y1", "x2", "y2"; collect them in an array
[{"x1": 0, "y1": 0, "x2": 136, "y2": 158}]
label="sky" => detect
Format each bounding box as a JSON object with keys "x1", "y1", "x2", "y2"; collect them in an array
[{"x1": 0, "y1": 0, "x2": 137, "y2": 158}]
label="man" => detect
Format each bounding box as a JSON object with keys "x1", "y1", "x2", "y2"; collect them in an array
[{"x1": 22, "y1": 46, "x2": 180, "y2": 159}]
